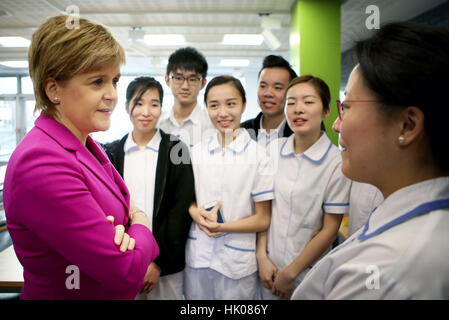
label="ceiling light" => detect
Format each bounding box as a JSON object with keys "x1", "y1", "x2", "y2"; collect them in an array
[
  {"x1": 222, "y1": 34, "x2": 264, "y2": 46},
  {"x1": 261, "y1": 16, "x2": 281, "y2": 30},
  {"x1": 144, "y1": 34, "x2": 186, "y2": 46},
  {"x1": 262, "y1": 29, "x2": 281, "y2": 51},
  {"x1": 0, "y1": 36, "x2": 30, "y2": 47},
  {"x1": 0, "y1": 60, "x2": 29, "y2": 68},
  {"x1": 219, "y1": 59, "x2": 250, "y2": 67}
]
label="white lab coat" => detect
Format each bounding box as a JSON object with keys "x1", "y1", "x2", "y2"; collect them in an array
[{"x1": 291, "y1": 177, "x2": 449, "y2": 299}]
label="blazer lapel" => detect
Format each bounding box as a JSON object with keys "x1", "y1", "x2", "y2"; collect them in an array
[
  {"x1": 78, "y1": 136, "x2": 130, "y2": 212},
  {"x1": 35, "y1": 114, "x2": 129, "y2": 214}
]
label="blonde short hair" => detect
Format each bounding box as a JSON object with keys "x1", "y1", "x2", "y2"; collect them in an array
[{"x1": 28, "y1": 15, "x2": 126, "y2": 118}]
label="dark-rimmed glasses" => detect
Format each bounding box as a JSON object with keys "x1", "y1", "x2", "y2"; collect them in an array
[
  {"x1": 169, "y1": 74, "x2": 202, "y2": 86},
  {"x1": 336, "y1": 99, "x2": 380, "y2": 120}
]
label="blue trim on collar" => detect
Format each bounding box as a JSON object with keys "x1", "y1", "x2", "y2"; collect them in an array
[
  {"x1": 303, "y1": 142, "x2": 332, "y2": 164},
  {"x1": 207, "y1": 132, "x2": 251, "y2": 154},
  {"x1": 124, "y1": 145, "x2": 139, "y2": 153},
  {"x1": 145, "y1": 146, "x2": 159, "y2": 152},
  {"x1": 358, "y1": 197, "x2": 449, "y2": 241},
  {"x1": 207, "y1": 135, "x2": 221, "y2": 154},
  {"x1": 226, "y1": 140, "x2": 250, "y2": 154},
  {"x1": 124, "y1": 131, "x2": 161, "y2": 153},
  {"x1": 124, "y1": 144, "x2": 159, "y2": 153},
  {"x1": 279, "y1": 136, "x2": 333, "y2": 162},
  {"x1": 280, "y1": 138, "x2": 295, "y2": 157}
]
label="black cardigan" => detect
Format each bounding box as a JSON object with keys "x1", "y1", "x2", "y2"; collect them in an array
[
  {"x1": 102, "y1": 130, "x2": 194, "y2": 276},
  {"x1": 240, "y1": 111, "x2": 293, "y2": 141}
]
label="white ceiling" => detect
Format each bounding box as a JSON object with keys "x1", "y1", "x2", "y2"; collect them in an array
[{"x1": 0, "y1": 0, "x2": 446, "y2": 76}]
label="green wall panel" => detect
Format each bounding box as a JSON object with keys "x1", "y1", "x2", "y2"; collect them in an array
[{"x1": 290, "y1": 0, "x2": 341, "y2": 145}]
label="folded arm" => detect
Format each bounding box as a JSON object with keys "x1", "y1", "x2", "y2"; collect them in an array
[{"x1": 11, "y1": 148, "x2": 159, "y2": 294}]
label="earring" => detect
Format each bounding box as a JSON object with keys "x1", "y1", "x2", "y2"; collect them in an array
[
  {"x1": 53, "y1": 97, "x2": 60, "y2": 103},
  {"x1": 398, "y1": 136, "x2": 405, "y2": 143}
]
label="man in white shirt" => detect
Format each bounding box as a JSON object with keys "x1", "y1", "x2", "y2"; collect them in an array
[
  {"x1": 241, "y1": 55, "x2": 297, "y2": 147},
  {"x1": 158, "y1": 47, "x2": 214, "y2": 147}
]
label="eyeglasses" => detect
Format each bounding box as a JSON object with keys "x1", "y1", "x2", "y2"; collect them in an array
[
  {"x1": 336, "y1": 99, "x2": 380, "y2": 120},
  {"x1": 169, "y1": 74, "x2": 202, "y2": 86}
]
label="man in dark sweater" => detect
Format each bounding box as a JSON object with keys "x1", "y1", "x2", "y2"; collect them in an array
[{"x1": 241, "y1": 55, "x2": 297, "y2": 146}]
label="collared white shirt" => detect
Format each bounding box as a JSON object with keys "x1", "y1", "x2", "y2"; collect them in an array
[
  {"x1": 267, "y1": 133, "x2": 351, "y2": 287},
  {"x1": 348, "y1": 182, "x2": 383, "y2": 236},
  {"x1": 257, "y1": 115, "x2": 287, "y2": 148},
  {"x1": 292, "y1": 177, "x2": 449, "y2": 299},
  {"x1": 186, "y1": 128, "x2": 275, "y2": 279},
  {"x1": 123, "y1": 130, "x2": 161, "y2": 231},
  {"x1": 157, "y1": 103, "x2": 215, "y2": 148}
]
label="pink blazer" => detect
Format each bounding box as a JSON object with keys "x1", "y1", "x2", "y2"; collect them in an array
[{"x1": 3, "y1": 114, "x2": 159, "y2": 299}]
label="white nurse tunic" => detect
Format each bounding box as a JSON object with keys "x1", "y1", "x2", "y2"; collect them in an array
[
  {"x1": 348, "y1": 181, "x2": 383, "y2": 237},
  {"x1": 185, "y1": 128, "x2": 274, "y2": 282},
  {"x1": 291, "y1": 177, "x2": 449, "y2": 299},
  {"x1": 263, "y1": 133, "x2": 351, "y2": 299}
]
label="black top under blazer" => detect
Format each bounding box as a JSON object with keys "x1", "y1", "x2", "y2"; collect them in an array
[
  {"x1": 240, "y1": 111, "x2": 293, "y2": 141},
  {"x1": 103, "y1": 130, "x2": 194, "y2": 277}
]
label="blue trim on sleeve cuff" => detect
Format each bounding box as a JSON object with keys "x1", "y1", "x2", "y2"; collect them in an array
[
  {"x1": 323, "y1": 202, "x2": 350, "y2": 207},
  {"x1": 251, "y1": 189, "x2": 274, "y2": 197}
]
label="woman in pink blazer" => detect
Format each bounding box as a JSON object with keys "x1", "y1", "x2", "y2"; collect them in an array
[{"x1": 3, "y1": 15, "x2": 159, "y2": 299}]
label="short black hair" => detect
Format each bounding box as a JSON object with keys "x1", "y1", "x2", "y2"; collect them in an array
[
  {"x1": 258, "y1": 55, "x2": 297, "y2": 81},
  {"x1": 166, "y1": 46, "x2": 208, "y2": 78},
  {"x1": 354, "y1": 21, "x2": 449, "y2": 171},
  {"x1": 126, "y1": 76, "x2": 163, "y2": 114},
  {"x1": 204, "y1": 75, "x2": 246, "y2": 106}
]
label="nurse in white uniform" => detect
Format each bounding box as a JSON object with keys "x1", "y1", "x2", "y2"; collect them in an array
[
  {"x1": 185, "y1": 75, "x2": 274, "y2": 300},
  {"x1": 292, "y1": 22, "x2": 449, "y2": 299},
  {"x1": 348, "y1": 181, "x2": 383, "y2": 237},
  {"x1": 336, "y1": 135, "x2": 384, "y2": 237},
  {"x1": 257, "y1": 75, "x2": 351, "y2": 299}
]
